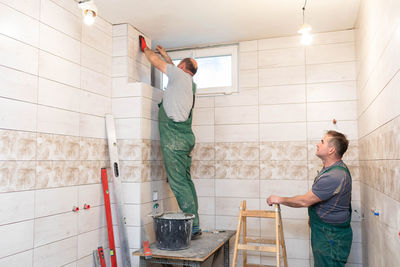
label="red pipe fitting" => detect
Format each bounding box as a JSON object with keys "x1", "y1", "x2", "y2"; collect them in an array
[
  {"x1": 84, "y1": 204, "x2": 91, "y2": 210},
  {"x1": 72, "y1": 206, "x2": 79, "y2": 212}
]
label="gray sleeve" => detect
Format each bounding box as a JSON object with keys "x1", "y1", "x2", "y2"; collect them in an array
[
  {"x1": 312, "y1": 171, "x2": 344, "y2": 201},
  {"x1": 166, "y1": 64, "x2": 181, "y2": 80}
]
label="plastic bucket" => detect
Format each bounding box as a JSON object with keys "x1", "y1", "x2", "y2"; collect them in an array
[{"x1": 153, "y1": 212, "x2": 195, "y2": 250}]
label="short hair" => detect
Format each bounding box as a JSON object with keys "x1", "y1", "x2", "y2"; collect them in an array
[
  {"x1": 326, "y1": 130, "x2": 349, "y2": 158},
  {"x1": 181, "y1": 58, "x2": 197, "y2": 75}
]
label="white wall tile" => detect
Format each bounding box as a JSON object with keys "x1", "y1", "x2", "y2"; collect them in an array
[
  {"x1": 259, "y1": 104, "x2": 306, "y2": 123},
  {"x1": 112, "y1": 24, "x2": 127, "y2": 37},
  {"x1": 141, "y1": 118, "x2": 159, "y2": 140},
  {"x1": 307, "y1": 81, "x2": 356, "y2": 102},
  {"x1": 82, "y1": 24, "x2": 112, "y2": 56},
  {"x1": 258, "y1": 36, "x2": 302, "y2": 50},
  {"x1": 192, "y1": 107, "x2": 214, "y2": 126},
  {"x1": 34, "y1": 212, "x2": 77, "y2": 247},
  {"x1": 258, "y1": 47, "x2": 304, "y2": 68},
  {"x1": 0, "y1": 0, "x2": 40, "y2": 19},
  {"x1": 215, "y1": 124, "x2": 258, "y2": 142},
  {"x1": 35, "y1": 187, "x2": 78, "y2": 217},
  {"x1": 216, "y1": 197, "x2": 260, "y2": 216},
  {"x1": 50, "y1": 0, "x2": 81, "y2": 17},
  {"x1": 260, "y1": 180, "x2": 309, "y2": 197},
  {"x1": 239, "y1": 69, "x2": 258, "y2": 88},
  {"x1": 81, "y1": 44, "x2": 111, "y2": 76},
  {"x1": 285, "y1": 238, "x2": 310, "y2": 259},
  {"x1": 312, "y1": 30, "x2": 355, "y2": 45},
  {"x1": 239, "y1": 40, "x2": 257, "y2": 52},
  {"x1": 215, "y1": 106, "x2": 258, "y2": 124},
  {"x1": 307, "y1": 101, "x2": 357, "y2": 121},
  {"x1": 306, "y1": 62, "x2": 356, "y2": 83},
  {"x1": 33, "y1": 236, "x2": 77, "y2": 267},
  {"x1": 40, "y1": 0, "x2": 81, "y2": 40},
  {"x1": 113, "y1": 36, "x2": 128, "y2": 57},
  {"x1": 0, "y1": 250, "x2": 33, "y2": 267},
  {"x1": 77, "y1": 228, "x2": 108, "y2": 259},
  {"x1": 0, "y1": 65, "x2": 37, "y2": 102},
  {"x1": 198, "y1": 196, "x2": 215, "y2": 215},
  {"x1": 78, "y1": 206, "x2": 106, "y2": 234},
  {"x1": 0, "y1": 34, "x2": 38, "y2": 74},
  {"x1": 39, "y1": 23, "x2": 80, "y2": 64},
  {"x1": 307, "y1": 121, "x2": 358, "y2": 140},
  {"x1": 195, "y1": 95, "x2": 214, "y2": 108},
  {"x1": 112, "y1": 97, "x2": 141, "y2": 118},
  {"x1": 79, "y1": 113, "x2": 106, "y2": 138},
  {"x1": 259, "y1": 66, "x2": 305, "y2": 86},
  {"x1": 81, "y1": 67, "x2": 111, "y2": 97},
  {"x1": 37, "y1": 105, "x2": 79, "y2": 136},
  {"x1": 214, "y1": 89, "x2": 258, "y2": 107},
  {"x1": 306, "y1": 42, "x2": 355, "y2": 65},
  {"x1": 79, "y1": 91, "x2": 111, "y2": 116},
  {"x1": 193, "y1": 125, "x2": 214, "y2": 143},
  {"x1": 0, "y1": 191, "x2": 34, "y2": 225},
  {"x1": 121, "y1": 182, "x2": 141, "y2": 204},
  {"x1": 39, "y1": 51, "x2": 80, "y2": 88},
  {"x1": 259, "y1": 84, "x2": 305, "y2": 105},
  {"x1": 0, "y1": 98, "x2": 37, "y2": 131},
  {"x1": 0, "y1": 3, "x2": 39, "y2": 46},
  {"x1": 93, "y1": 16, "x2": 112, "y2": 36},
  {"x1": 193, "y1": 179, "x2": 215, "y2": 197},
  {"x1": 78, "y1": 184, "x2": 103, "y2": 208},
  {"x1": 112, "y1": 57, "x2": 128, "y2": 77},
  {"x1": 38, "y1": 78, "x2": 80, "y2": 112},
  {"x1": 124, "y1": 203, "x2": 142, "y2": 227},
  {"x1": 0, "y1": 220, "x2": 33, "y2": 258},
  {"x1": 215, "y1": 179, "x2": 260, "y2": 198},
  {"x1": 358, "y1": 71, "x2": 400, "y2": 137},
  {"x1": 239, "y1": 51, "x2": 258, "y2": 70},
  {"x1": 260, "y1": 122, "x2": 306, "y2": 141}
]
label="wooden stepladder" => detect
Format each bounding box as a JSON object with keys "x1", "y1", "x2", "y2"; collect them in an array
[{"x1": 232, "y1": 201, "x2": 287, "y2": 267}]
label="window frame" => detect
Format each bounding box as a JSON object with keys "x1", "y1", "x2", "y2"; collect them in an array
[{"x1": 162, "y1": 44, "x2": 238, "y2": 95}]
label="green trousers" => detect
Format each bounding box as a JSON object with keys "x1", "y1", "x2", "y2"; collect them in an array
[
  {"x1": 158, "y1": 101, "x2": 199, "y2": 228},
  {"x1": 309, "y1": 206, "x2": 352, "y2": 267}
]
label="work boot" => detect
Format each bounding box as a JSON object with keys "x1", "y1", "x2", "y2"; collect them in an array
[{"x1": 191, "y1": 226, "x2": 202, "y2": 240}]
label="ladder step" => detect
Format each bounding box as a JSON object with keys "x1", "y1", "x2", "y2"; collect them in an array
[
  {"x1": 242, "y1": 210, "x2": 276, "y2": 218},
  {"x1": 245, "y1": 238, "x2": 277, "y2": 244},
  {"x1": 238, "y1": 244, "x2": 277, "y2": 253},
  {"x1": 245, "y1": 264, "x2": 277, "y2": 267}
]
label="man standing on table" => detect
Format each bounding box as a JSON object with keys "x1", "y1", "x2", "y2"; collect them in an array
[
  {"x1": 267, "y1": 130, "x2": 352, "y2": 266},
  {"x1": 139, "y1": 36, "x2": 201, "y2": 239}
]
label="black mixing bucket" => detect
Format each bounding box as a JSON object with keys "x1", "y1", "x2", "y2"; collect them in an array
[{"x1": 153, "y1": 212, "x2": 195, "y2": 250}]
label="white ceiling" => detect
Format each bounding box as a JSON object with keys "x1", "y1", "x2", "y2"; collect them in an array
[{"x1": 94, "y1": 0, "x2": 360, "y2": 49}]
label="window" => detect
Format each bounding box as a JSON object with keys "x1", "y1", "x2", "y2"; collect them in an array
[{"x1": 161, "y1": 44, "x2": 238, "y2": 95}]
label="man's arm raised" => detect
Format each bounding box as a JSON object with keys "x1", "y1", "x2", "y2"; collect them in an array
[{"x1": 139, "y1": 35, "x2": 167, "y2": 74}]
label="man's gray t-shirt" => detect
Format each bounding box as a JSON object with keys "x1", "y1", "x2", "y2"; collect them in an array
[
  {"x1": 163, "y1": 64, "x2": 194, "y2": 122},
  {"x1": 312, "y1": 160, "x2": 352, "y2": 224}
]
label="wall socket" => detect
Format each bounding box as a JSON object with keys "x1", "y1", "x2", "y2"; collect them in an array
[{"x1": 152, "y1": 191, "x2": 158, "y2": 201}]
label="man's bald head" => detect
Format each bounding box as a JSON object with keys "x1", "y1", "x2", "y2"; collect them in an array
[{"x1": 179, "y1": 58, "x2": 198, "y2": 76}]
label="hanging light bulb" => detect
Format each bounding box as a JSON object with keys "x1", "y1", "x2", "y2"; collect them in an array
[
  {"x1": 83, "y1": 9, "x2": 96, "y2": 25},
  {"x1": 298, "y1": 0, "x2": 312, "y2": 45},
  {"x1": 78, "y1": 0, "x2": 97, "y2": 25}
]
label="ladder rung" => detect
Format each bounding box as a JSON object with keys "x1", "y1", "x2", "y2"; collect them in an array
[
  {"x1": 245, "y1": 264, "x2": 277, "y2": 267},
  {"x1": 245, "y1": 238, "x2": 277, "y2": 244},
  {"x1": 238, "y1": 244, "x2": 277, "y2": 253},
  {"x1": 242, "y1": 210, "x2": 276, "y2": 218}
]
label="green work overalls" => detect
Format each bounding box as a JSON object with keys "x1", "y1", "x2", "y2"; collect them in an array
[
  {"x1": 308, "y1": 165, "x2": 353, "y2": 267},
  {"x1": 158, "y1": 82, "x2": 199, "y2": 229}
]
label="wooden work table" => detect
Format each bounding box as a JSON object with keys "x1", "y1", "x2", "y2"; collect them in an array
[{"x1": 133, "y1": 230, "x2": 236, "y2": 267}]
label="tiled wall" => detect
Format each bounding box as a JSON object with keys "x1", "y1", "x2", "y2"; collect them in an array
[
  {"x1": 190, "y1": 30, "x2": 362, "y2": 266},
  {"x1": 0, "y1": 0, "x2": 113, "y2": 266},
  {"x1": 355, "y1": 0, "x2": 400, "y2": 266}
]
